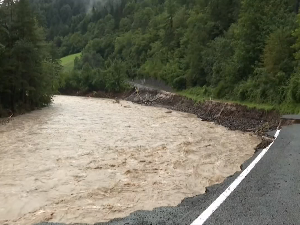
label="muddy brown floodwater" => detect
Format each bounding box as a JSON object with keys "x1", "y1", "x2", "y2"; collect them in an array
[{"x1": 0, "y1": 96, "x2": 260, "y2": 225}]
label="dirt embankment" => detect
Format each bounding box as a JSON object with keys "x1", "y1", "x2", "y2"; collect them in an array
[{"x1": 125, "y1": 89, "x2": 280, "y2": 133}]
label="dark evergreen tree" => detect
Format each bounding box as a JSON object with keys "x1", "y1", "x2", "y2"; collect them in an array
[{"x1": 0, "y1": 0, "x2": 61, "y2": 116}]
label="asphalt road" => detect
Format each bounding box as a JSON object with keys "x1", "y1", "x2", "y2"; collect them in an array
[
  {"x1": 36, "y1": 124, "x2": 300, "y2": 225},
  {"x1": 203, "y1": 124, "x2": 300, "y2": 225}
]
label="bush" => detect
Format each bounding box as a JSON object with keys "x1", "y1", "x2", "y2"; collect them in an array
[
  {"x1": 173, "y1": 76, "x2": 186, "y2": 90},
  {"x1": 103, "y1": 59, "x2": 128, "y2": 92},
  {"x1": 60, "y1": 58, "x2": 130, "y2": 93},
  {"x1": 213, "y1": 81, "x2": 232, "y2": 99},
  {"x1": 287, "y1": 72, "x2": 300, "y2": 103}
]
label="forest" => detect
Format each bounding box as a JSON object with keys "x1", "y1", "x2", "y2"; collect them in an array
[
  {"x1": 0, "y1": 0, "x2": 61, "y2": 116},
  {"x1": 2, "y1": 0, "x2": 300, "y2": 114}
]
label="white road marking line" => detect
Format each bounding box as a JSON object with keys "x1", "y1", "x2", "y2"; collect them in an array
[{"x1": 191, "y1": 130, "x2": 281, "y2": 225}]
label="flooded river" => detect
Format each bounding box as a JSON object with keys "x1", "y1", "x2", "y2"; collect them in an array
[{"x1": 0, "y1": 96, "x2": 260, "y2": 224}]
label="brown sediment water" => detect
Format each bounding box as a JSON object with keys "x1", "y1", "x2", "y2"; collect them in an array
[{"x1": 0, "y1": 95, "x2": 260, "y2": 225}]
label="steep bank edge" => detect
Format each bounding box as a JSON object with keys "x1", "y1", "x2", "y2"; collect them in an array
[{"x1": 125, "y1": 88, "x2": 281, "y2": 133}]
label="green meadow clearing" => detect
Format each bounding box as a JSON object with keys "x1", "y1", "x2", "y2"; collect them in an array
[{"x1": 61, "y1": 53, "x2": 81, "y2": 71}]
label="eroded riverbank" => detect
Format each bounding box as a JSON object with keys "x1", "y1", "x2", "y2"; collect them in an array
[{"x1": 0, "y1": 96, "x2": 260, "y2": 224}]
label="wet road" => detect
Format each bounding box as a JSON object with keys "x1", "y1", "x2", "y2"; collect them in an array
[{"x1": 204, "y1": 124, "x2": 300, "y2": 225}]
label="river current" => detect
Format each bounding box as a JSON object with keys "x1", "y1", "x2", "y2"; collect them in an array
[{"x1": 0, "y1": 95, "x2": 260, "y2": 224}]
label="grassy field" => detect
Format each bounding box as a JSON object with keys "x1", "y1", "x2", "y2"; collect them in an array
[{"x1": 61, "y1": 53, "x2": 81, "y2": 71}]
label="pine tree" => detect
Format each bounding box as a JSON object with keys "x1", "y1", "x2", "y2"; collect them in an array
[{"x1": 0, "y1": 0, "x2": 61, "y2": 114}]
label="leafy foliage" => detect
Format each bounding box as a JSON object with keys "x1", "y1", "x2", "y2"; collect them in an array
[
  {"x1": 0, "y1": 0, "x2": 61, "y2": 115},
  {"x1": 26, "y1": 0, "x2": 300, "y2": 107}
]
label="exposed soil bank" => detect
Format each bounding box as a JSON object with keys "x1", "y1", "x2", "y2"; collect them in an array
[{"x1": 126, "y1": 89, "x2": 281, "y2": 133}]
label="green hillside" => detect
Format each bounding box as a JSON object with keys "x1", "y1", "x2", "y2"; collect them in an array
[
  {"x1": 61, "y1": 53, "x2": 81, "y2": 71},
  {"x1": 28, "y1": 0, "x2": 300, "y2": 110}
]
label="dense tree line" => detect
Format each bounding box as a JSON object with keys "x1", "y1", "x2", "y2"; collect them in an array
[
  {"x1": 29, "y1": 0, "x2": 300, "y2": 106},
  {"x1": 0, "y1": 0, "x2": 61, "y2": 117}
]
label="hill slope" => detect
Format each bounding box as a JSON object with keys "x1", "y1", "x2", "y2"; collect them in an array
[{"x1": 61, "y1": 53, "x2": 81, "y2": 72}]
